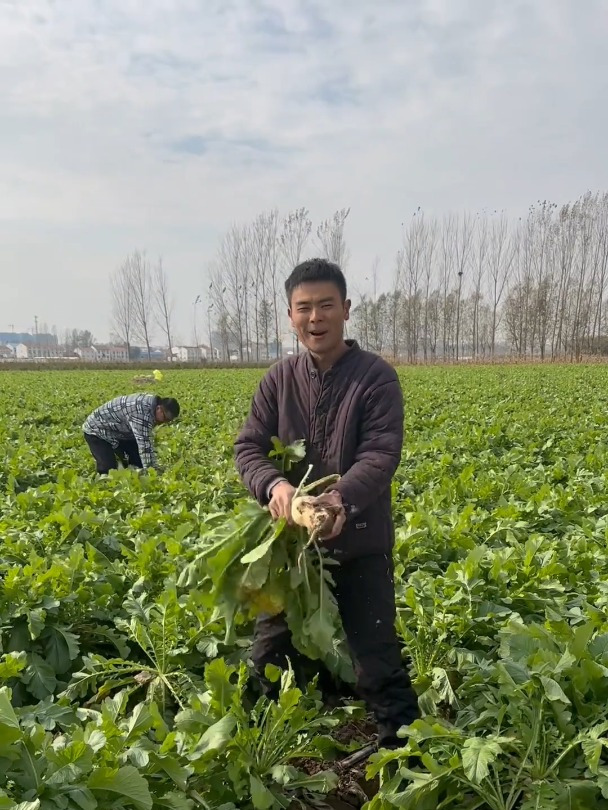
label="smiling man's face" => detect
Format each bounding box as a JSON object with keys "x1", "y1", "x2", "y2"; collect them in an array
[{"x1": 288, "y1": 280, "x2": 351, "y2": 360}]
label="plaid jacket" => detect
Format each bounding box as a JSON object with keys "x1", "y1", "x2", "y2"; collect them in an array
[{"x1": 83, "y1": 393, "x2": 159, "y2": 469}]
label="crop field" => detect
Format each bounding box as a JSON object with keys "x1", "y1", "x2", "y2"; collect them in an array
[{"x1": 4, "y1": 365, "x2": 608, "y2": 809}]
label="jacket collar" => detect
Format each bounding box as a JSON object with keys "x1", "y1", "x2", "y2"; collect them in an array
[{"x1": 303, "y1": 339, "x2": 360, "y2": 375}]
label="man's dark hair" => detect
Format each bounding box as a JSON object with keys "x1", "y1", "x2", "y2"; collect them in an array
[
  {"x1": 159, "y1": 397, "x2": 180, "y2": 419},
  {"x1": 285, "y1": 258, "x2": 347, "y2": 304}
]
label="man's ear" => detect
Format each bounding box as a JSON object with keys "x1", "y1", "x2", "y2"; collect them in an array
[{"x1": 344, "y1": 298, "x2": 351, "y2": 320}]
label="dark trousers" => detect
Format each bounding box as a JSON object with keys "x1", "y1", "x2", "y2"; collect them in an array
[
  {"x1": 84, "y1": 432, "x2": 142, "y2": 474},
  {"x1": 251, "y1": 552, "x2": 419, "y2": 748}
]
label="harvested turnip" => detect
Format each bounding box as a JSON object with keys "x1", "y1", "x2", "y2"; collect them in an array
[{"x1": 291, "y1": 495, "x2": 342, "y2": 540}]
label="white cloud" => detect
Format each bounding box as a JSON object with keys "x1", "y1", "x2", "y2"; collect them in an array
[{"x1": 0, "y1": 0, "x2": 607, "y2": 338}]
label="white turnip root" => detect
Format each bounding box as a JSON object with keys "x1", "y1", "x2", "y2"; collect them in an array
[{"x1": 291, "y1": 495, "x2": 342, "y2": 539}]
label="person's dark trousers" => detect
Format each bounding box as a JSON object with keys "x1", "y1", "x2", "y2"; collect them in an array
[
  {"x1": 251, "y1": 552, "x2": 420, "y2": 749},
  {"x1": 84, "y1": 433, "x2": 143, "y2": 474}
]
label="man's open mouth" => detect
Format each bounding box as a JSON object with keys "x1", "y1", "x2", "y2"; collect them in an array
[{"x1": 309, "y1": 330, "x2": 327, "y2": 337}]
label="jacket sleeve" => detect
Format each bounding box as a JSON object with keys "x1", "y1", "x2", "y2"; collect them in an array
[
  {"x1": 330, "y1": 373, "x2": 403, "y2": 518},
  {"x1": 234, "y1": 367, "x2": 284, "y2": 504},
  {"x1": 127, "y1": 408, "x2": 157, "y2": 469}
]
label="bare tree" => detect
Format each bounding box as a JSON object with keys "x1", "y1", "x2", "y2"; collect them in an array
[
  {"x1": 471, "y1": 213, "x2": 489, "y2": 357},
  {"x1": 214, "y1": 225, "x2": 250, "y2": 361},
  {"x1": 208, "y1": 277, "x2": 231, "y2": 361},
  {"x1": 487, "y1": 212, "x2": 514, "y2": 356},
  {"x1": 421, "y1": 219, "x2": 438, "y2": 361},
  {"x1": 258, "y1": 299, "x2": 273, "y2": 358},
  {"x1": 280, "y1": 207, "x2": 312, "y2": 355},
  {"x1": 367, "y1": 258, "x2": 384, "y2": 353},
  {"x1": 251, "y1": 211, "x2": 282, "y2": 360},
  {"x1": 153, "y1": 258, "x2": 174, "y2": 357},
  {"x1": 315, "y1": 207, "x2": 351, "y2": 268},
  {"x1": 110, "y1": 260, "x2": 134, "y2": 358},
  {"x1": 401, "y1": 212, "x2": 422, "y2": 361},
  {"x1": 127, "y1": 250, "x2": 154, "y2": 360},
  {"x1": 590, "y1": 193, "x2": 608, "y2": 350},
  {"x1": 569, "y1": 193, "x2": 596, "y2": 360},
  {"x1": 280, "y1": 207, "x2": 312, "y2": 269},
  {"x1": 352, "y1": 294, "x2": 370, "y2": 350},
  {"x1": 250, "y1": 216, "x2": 266, "y2": 360},
  {"x1": 388, "y1": 255, "x2": 403, "y2": 361},
  {"x1": 439, "y1": 215, "x2": 456, "y2": 358},
  {"x1": 401, "y1": 209, "x2": 437, "y2": 362},
  {"x1": 454, "y1": 211, "x2": 475, "y2": 360},
  {"x1": 505, "y1": 216, "x2": 534, "y2": 357},
  {"x1": 426, "y1": 289, "x2": 441, "y2": 359},
  {"x1": 351, "y1": 258, "x2": 381, "y2": 352},
  {"x1": 530, "y1": 201, "x2": 555, "y2": 359}
]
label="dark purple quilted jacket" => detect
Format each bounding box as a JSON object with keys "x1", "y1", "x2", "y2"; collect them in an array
[{"x1": 234, "y1": 340, "x2": 404, "y2": 561}]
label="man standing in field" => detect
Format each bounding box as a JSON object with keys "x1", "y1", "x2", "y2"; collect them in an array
[
  {"x1": 82, "y1": 393, "x2": 180, "y2": 475},
  {"x1": 234, "y1": 258, "x2": 419, "y2": 750}
]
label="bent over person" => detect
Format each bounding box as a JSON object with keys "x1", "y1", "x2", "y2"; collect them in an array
[
  {"x1": 83, "y1": 393, "x2": 180, "y2": 474},
  {"x1": 234, "y1": 258, "x2": 419, "y2": 749}
]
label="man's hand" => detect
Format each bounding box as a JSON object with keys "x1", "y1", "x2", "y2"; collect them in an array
[
  {"x1": 311, "y1": 490, "x2": 346, "y2": 541},
  {"x1": 268, "y1": 480, "x2": 297, "y2": 522}
]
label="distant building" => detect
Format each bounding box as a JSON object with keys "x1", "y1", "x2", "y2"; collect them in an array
[
  {"x1": 199, "y1": 343, "x2": 220, "y2": 361},
  {"x1": 0, "y1": 345, "x2": 14, "y2": 360},
  {"x1": 172, "y1": 344, "x2": 220, "y2": 362},
  {"x1": 74, "y1": 345, "x2": 129, "y2": 362},
  {"x1": 15, "y1": 342, "x2": 64, "y2": 360},
  {"x1": 172, "y1": 346, "x2": 202, "y2": 363},
  {"x1": 130, "y1": 346, "x2": 167, "y2": 362},
  {"x1": 93, "y1": 344, "x2": 129, "y2": 362},
  {"x1": 74, "y1": 347, "x2": 98, "y2": 362}
]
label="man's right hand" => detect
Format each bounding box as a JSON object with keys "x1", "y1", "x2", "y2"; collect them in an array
[{"x1": 268, "y1": 480, "x2": 297, "y2": 522}]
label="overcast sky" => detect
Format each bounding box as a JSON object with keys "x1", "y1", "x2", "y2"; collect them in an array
[{"x1": 1, "y1": 0, "x2": 607, "y2": 343}]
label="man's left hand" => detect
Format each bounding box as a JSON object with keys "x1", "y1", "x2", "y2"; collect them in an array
[{"x1": 312, "y1": 490, "x2": 346, "y2": 541}]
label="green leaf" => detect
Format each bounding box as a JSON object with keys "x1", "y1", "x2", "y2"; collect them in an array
[
  {"x1": 152, "y1": 792, "x2": 194, "y2": 810},
  {"x1": 375, "y1": 770, "x2": 442, "y2": 810},
  {"x1": 126, "y1": 703, "x2": 153, "y2": 740},
  {"x1": 155, "y1": 754, "x2": 191, "y2": 791},
  {"x1": 85, "y1": 729, "x2": 107, "y2": 752},
  {"x1": 281, "y1": 770, "x2": 338, "y2": 792},
  {"x1": 264, "y1": 664, "x2": 282, "y2": 684},
  {"x1": 250, "y1": 775, "x2": 275, "y2": 810},
  {"x1": 22, "y1": 653, "x2": 57, "y2": 699},
  {"x1": 192, "y1": 713, "x2": 236, "y2": 756},
  {"x1": 0, "y1": 651, "x2": 27, "y2": 681},
  {"x1": 240, "y1": 555, "x2": 272, "y2": 591},
  {"x1": 88, "y1": 765, "x2": 153, "y2": 809},
  {"x1": 25, "y1": 697, "x2": 78, "y2": 731},
  {"x1": 58, "y1": 788, "x2": 96, "y2": 810},
  {"x1": 42, "y1": 626, "x2": 80, "y2": 675},
  {"x1": 127, "y1": 743, "x2": 150, "y2": 768},
  {"x1": 204, "y1": 658, "x2": 238, "y2": 714},
  {"x1": 0, "y1": 686, "x2": 20, "y2": 731},
  {"x1": 241, "y1": 534, "x2": 277, "y2": 565},
  {"x1": 461, "y1": 737, "x2": 504, "y2": 784},
  {"x1": 46, "y1": 739, "x2": 94, "y2": 779},
  {"x1": 302, "y1": 607, "x2": 334, "y2": 653},
  {"x1": 540, "y1": 676, "x2": 570, "y2": 703},
  {"x1": 174, "y1": 522, "x2": 195, "y2": 543},
  {"x1": 582, "y1": 737, "x2": 603, "y2": 774},
  {"x1": 519, "y1": 784, "x2": 559, "y2": 810},
  {"x1": 27, "y1": 609, "x2": 46, "y2": 639}
]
